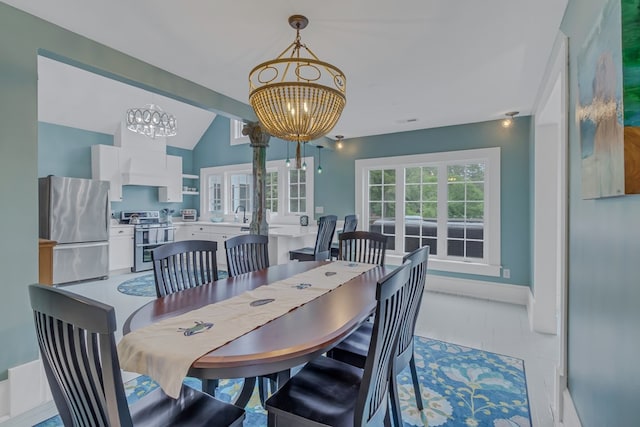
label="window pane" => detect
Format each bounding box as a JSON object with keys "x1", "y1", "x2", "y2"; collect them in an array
[
  {"x1": 370, "y1": 170, "x2": 382, "y2": 185},
  {"x1": 383, "y1": 169, "x2": 396, "y2": 184},
  {"x1": 422, "y1": 167, "x2": 438, "y2": 183},
  {"x1": 405, "y1": 202, "x2": 421, "y2": 218},
  {"x1": 422, "y1": 202, "x2": 437, "y2": 220},
  {"x1": 383, "y1": 185, "x2": 395, "y2": 200},
  {"x1": 405, "y1": 237, "x2": 420, "y2": 252},
  {"x1": 383, "y1": 202, "x2": 396, "y2": 218},
  {"x1": 290, "y1": 200, "x2": 297, "y2": 212},
  {"x1": 406, "y1": 167, "x2": 421, "y2": 184},
  {"x1": 448, "y1": 183, "x2": 466, "y2": 201},
  {"x1": 448, "y1": 202, "x2": 466, "y2": 219},
  {"x1": 369, "y1": 202, "x2": 382, "y2": 220},
  {"x1": 370, "y1": 186, "x2": 382, "y2": 201},
  {"x1": 467, "y1": 183, "x2": 484, "y2": 201},
  {"x1": 299, "y1": 200, "x2": 306, "y2": 212},
  {"x1": 466, "y1": 201, "x2": 484, "y2": 220},
  {"x1": 290, "y1": 184, "x2": 298, "y2": 198},
  {"x1": 447, "y1": 239, "x2": 464, "y2": 257},
  {"x1": 422, "y1": 237, "x2": 437, "y2": 255},
  {"x1": 466, "y1": 241, "x2": 484, "y2": 258},
  {"x1": 299, "y1": 183, "x2": 306, "y2": 197},
  {"x1": 466, "y1": 163, "x2": 485, "y2": 181},
  {"x1": 422, "y1": 184, "x2": 437, "y2": 201},
  {"x1": 405, "y1": 185, "x2": 420, "y2": 202},
  {"x1": 448, "y1": 165, "x2": 465, "y2": 181}
]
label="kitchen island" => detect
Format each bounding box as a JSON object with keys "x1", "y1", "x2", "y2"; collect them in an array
[{"x1": 172, "y1": 221, "x2": 319, "y2": 265}]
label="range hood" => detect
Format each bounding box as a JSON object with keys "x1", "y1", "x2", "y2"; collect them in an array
[{"x1": 115, "y1": 123, "x2": 180, "y2": 187}]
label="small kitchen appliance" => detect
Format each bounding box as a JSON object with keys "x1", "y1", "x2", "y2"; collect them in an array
[{"x1": 181, "y1": 209, "x2": 197, "y2": 221}]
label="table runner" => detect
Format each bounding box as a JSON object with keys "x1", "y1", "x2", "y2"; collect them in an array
[{"x1": 117, "y1": 261, "x2": 377, "y2": 398}]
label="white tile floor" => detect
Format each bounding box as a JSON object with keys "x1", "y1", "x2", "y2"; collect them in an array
[{"x1": 60, "y1": 270, "x2": 559, "y2": 427}]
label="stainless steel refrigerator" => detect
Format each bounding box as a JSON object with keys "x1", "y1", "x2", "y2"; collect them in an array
[{"x1": 39, "y1": 176, "x2": 110, "y2": 284}]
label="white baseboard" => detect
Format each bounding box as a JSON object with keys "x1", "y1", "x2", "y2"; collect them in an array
[
  {"x1": 558, "y1": 388, "x2": 582, "y2": 427},
  {"x1": 426, "y1": 273, "x2": 530, "y2": 306},
  {"x1": 0, "y1": 358, "x2": 53, "y2": 425}
]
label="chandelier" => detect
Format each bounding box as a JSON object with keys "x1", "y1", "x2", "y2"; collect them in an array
[
  {"x1": 126, "y1": 104, "x2": 177, "y2": 138},
  {"x1": 249, "y1": 15, "x2": 346, "y2": 168}
]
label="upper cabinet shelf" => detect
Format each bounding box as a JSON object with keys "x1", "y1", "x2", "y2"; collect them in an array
[{"x1": 182, "y1": 174, "x2": 199, "y2": 179}]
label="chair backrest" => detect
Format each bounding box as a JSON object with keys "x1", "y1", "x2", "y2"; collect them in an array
[
  {"x1": 29, "y1": 284, "x2": 133, "y2": 427},
  {"x1": 343, "y1": 214, "x2": 358, "y2": 233},
  {"x1": 313, "y1": 215, "x2": 337, "y2": 259},
  {"x1": 225, "y1": 234, "x2": 269, "y2": 277},
  {"x1": 337, "y1": 231, "x2": 387, "y2": 266},
  {"x1": 151, "y1": 240, "x2": 219, "y2": 297},
  {"x1": 354, "y1": 260, "x2": 412, "y2": 427},
  {"x1": 396, "y1": 246, "x2": 429, "y2": 368}
]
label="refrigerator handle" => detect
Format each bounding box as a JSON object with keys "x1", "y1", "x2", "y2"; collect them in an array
[{"x1": 105, "y1": 191, "x2": 110, "y2": 234}]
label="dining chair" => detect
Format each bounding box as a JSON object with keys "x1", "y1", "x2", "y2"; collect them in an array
[
  {"x1": 224, "y1": 233, "x2": 278, "y2": 403},
  {"x1": 289, "y1": 214, "x2": 337, "y2": 261},
  {"x1": 225, "y1": 234, "x2": 270, "y2": 277},
  {"x1": 28, "y1": 284, "x2": 245, "y2": 427},
  {"x1": 264, "y1": 259, "x2": 413, "y2": 427},
  {"x1": 327, "y1": 245, "x2": 430, "y2": 426},
  {"x1": 151, "y1": 240, "x2": 219, "y2": 298},
  {"x1": 330, "y1": 214, "x2": 358, "y2": 259},
  {"x1": 337, "y1": 230, "x2": 388, "y2": 266}
]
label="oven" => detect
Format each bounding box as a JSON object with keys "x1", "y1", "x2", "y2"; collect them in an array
[
  {"x1": 133, "y1": 224, "x2": 175, "y2": 272},
  {"x1": 121, "y1": 211, "x2": 176, "y2": 272}
]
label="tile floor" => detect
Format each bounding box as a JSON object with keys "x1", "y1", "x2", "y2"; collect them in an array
[{"x1": 47, "y1": 269, "x2": 559, "y2": 427}]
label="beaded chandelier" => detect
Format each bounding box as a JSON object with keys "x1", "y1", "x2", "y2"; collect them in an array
[{"x1": 249, "y1": 15, "x2": 346, "y2": 168}]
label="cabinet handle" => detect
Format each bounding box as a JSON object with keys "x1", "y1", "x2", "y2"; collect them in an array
[{"x1": 118, "y1": 230, "x2": 124, "y2": 234}]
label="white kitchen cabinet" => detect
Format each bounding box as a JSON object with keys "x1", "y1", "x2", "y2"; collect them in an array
[
  {"x1": 109, "y1": 226, "x2": 134, "y2": 272},
  {"x1": 91, "y1": 144, "x2": 123, "y2": 201},
  {"x1": 159, "y1": 155, "x2": 183, "y2": 202}
]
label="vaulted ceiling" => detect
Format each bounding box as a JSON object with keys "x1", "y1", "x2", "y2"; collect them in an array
[{"x1": 5, "y1": 0, "x2": 568, "y2": 149}]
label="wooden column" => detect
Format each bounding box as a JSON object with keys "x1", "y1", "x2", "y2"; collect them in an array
[{"x1": 243, "y1": 122, "x2": 270, "y2": 236}]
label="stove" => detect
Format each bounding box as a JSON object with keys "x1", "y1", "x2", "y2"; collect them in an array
[{"x1": 121, "y1": 211, "x2": 175, "y2": 272}]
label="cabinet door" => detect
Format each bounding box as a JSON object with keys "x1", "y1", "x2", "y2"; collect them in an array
[
  {"x1": 109, "y1": 229, "x2": 134, "y2": 271},
  {"x1": 159, "y1": 155, "x2": 183, "y2": 202},
  {"x1": 91, "y1": 145, "x2": 123, "y2": 201}
]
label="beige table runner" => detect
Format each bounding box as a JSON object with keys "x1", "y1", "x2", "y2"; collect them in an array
[{"x1": 117, "y1": 261, "x2": 377, "y2": 398}]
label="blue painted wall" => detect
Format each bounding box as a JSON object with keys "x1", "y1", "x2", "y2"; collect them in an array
[
  {"x1": 561, "y1": 0, "x2": 640, "y2": 425},
  {"x1": 38, "y1": 122, "x2": 199, "y2": 217},
  {"x1": 195, "y1": 116, "x2": 532, "y2": 286},
  {"x1": 0, "y1": 2, "x2": 254, "y2": 379}
]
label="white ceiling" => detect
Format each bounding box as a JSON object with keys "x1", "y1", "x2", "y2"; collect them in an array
[{"x1": 7, "y1": 0, "x2": 568, "y2": 147}]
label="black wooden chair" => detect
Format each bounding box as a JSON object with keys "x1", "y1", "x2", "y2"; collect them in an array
[
  {"x1": 289, "y1": 215, "x2": 337, "y2": 261},
  {"x1": 28, "y1": 284, "x2": 245, "y2": 427},
  {"x1": 330, "y1": 214, "x2": 358, "y2": 259},
  {"x1": 327, "y1": 246, "x2": 430, "y2": 426},
  {"x1": 151, "y1": 240, "x2": 219, "y2": 298},
  {"x1": 225, "y1": 234, "x2": 270, "y2": 277},
  {"x1": 264, "y1": 260, "x2": 413, "y2": 427},
  {"x1": 224, "y1": 233, "x2": 278, "y2": 403},
  {"x1": 337, "y1": 230, "x2": 387, "y2": 266}
]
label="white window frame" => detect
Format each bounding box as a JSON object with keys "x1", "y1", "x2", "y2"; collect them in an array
[
  {"x1": 355, "y1": 147, "x2": 501, "y2": 276},
  {"x1": 200, "y1": 158, "x2": 314, "y2": 221},
  {"x1": 230, "y1": 119, "x2": 250, "y2": 145}
]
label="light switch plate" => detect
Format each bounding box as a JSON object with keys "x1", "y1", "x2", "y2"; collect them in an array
[{"x1": 315, "y1": 206, "x2": 324, "y2": 214}]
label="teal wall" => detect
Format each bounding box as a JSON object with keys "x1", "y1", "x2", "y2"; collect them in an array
[
  {"x1": 197, "y1": 116, "x2": 532, "y2": 286},
  {"x1": 37, "y1": 122, "x2": 198, "y2": 217},
  {"x1": 0, "y1": 2, "x2": 254, "y2": 380},
  {"x1": 561, "y1": 0, "x2": 640, "y2": 425}
]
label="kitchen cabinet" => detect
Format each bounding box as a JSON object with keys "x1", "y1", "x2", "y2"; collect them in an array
[
  {"x1": 159, "y1": 155, "x2": 183, "y2": 202},
  {"x1": 177, "y1": 223, "x2": 246, "y2": 270},
  {"x1": 91, "y1": 144, "x2": 123, "y2": 201},
  {"x1": 38, "y1": 238, "x2": 57, "y2": 285},
  {"x1": 109, "y1": 226, "x2": 134, "y2": 272}
]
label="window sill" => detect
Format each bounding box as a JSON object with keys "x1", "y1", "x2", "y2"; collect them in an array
[{"x1": 385, "y1": 253, "x2": 501, "y2": 277}]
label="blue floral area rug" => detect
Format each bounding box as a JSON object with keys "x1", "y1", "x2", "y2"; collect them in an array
[
  {"x1": 35, "y1": 336, "x2": 530, "y2": 427},
  {"x1": 117, "y1": 271, "x2": 228, "y2": 297}
]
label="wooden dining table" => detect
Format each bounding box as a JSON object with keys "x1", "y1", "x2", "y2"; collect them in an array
[{"x1": 123, "y1": 260, "x2": 391, "y2": 407}]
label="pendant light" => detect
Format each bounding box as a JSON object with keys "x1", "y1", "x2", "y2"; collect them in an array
[{"x1": 317, "y1": 145, "x2": 323, "y2": 174}]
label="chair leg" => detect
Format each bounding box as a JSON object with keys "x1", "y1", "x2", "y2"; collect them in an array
[
  {"x1": 202, "y1": 378, "x2": 219, "y2": 395},
  {"x1": 389, "y1": 375, "x2": 403, "y2": 427},
  {"x1": 409, "y1": 355, "x2": 424, "y2": 410}
]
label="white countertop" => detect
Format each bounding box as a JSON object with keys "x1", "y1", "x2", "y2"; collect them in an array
[{"x1": 111, "y1": 220, "x2": 318, "y2": 238}]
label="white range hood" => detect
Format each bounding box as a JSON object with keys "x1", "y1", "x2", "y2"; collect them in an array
[{"x1": 91, "y1": 123, "x2": 183, "y2": 202}]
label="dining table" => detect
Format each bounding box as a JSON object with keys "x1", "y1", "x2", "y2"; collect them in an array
[{"x1": 122, "y1": 260, "x2": 391, "y2": 407}]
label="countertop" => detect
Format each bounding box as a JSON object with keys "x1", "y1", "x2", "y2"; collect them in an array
[{"x1": 110, "y1": 220, "x2": 318, "y2": 238}]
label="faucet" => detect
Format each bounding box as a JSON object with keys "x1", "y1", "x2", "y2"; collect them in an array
[{"x1": 235, "y1": 205, "x2": 248, "y2": 223}]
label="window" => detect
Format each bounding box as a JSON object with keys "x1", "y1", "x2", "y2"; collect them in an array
[
  {"x1": 289, "y1": 169, "x2": 307, "y2": 214},
  {"x1": 265, "y1": 171, "x2": 278, "y2": 213},
  {"x1": 230, "y1": 119, "x2": 249, "y2": 145},
  {"x1": 356, "y1": 147, "x2": 500, "y2": 276},
  {"x1": 200, "y1": 158, "x2": 313, "y2": 220}
]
